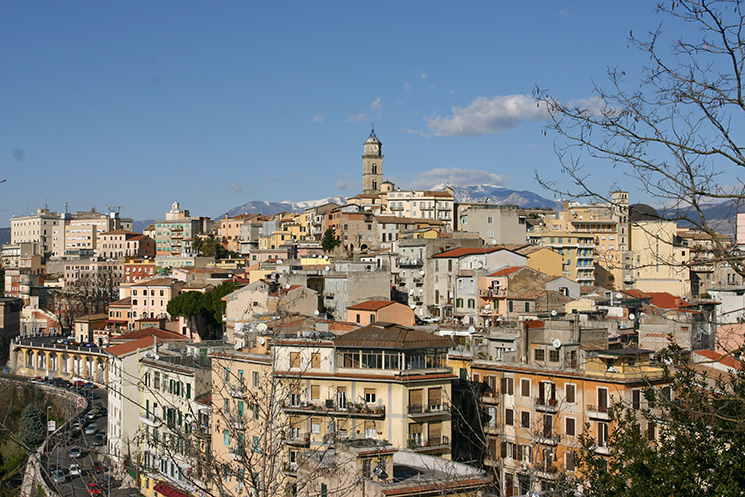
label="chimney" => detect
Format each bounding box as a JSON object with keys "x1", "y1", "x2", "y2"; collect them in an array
[{"x1": 154, "y1": 336, "x2": 159, "y2": 360}]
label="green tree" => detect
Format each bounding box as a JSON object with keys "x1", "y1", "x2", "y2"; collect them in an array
[
  {"x1": 321, "y1": 228, "x2": 341, "y2": 253},
  {"x1": 18, "y1": 405, "x2": 45, "y2": 448},
  {"x1": 564, "y1": 350, "x2": 745, "y2": 497},
  {"x1": 166, "y1": 281, "x2": 239, "y2": 340}
]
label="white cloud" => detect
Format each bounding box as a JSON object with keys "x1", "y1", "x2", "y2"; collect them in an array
[
  {"x1": 402, "y1": 127, "x2": 429, "y2": 137},
  {"x1": 370, "y1": 97, "x2": 382, "y2": 110},
  {"x1": 229, "y1": 182, "x2": 244, "y2": 193},
  {"x1": 529, "y1": 144, "x2": 540, "y2": 150},
  {"x1": 420, "y1": 72, "x2": 428, "y2": 79},
  {"x1": 404, "y1": 82, "x2": 411, "y2": 91},
  {"x1": 426, "y1": 94, "x2": 549, "y2": 136},
  {"x1": 558, "y1": 9, "x2": 569, "y2": 16},
  {"x1": 409, "y1": 168, "x2": 509, "y2": 190},
  {"x1": 346, "y1": 113, "x2": 368, "y2": 123},
  {"x1": 565, "y1": 96, "x2": 607, "y2": 116},
  {"x1": 336, "y1": 179, "x2": 361, "y2": 191},
  {"x1": 313, "y1": 113, "x2": 325, "y2": 122}
]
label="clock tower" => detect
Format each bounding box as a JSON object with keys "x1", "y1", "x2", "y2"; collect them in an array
[{"x1": 362, "y1": 128, "x2": 383, "y2": 194}]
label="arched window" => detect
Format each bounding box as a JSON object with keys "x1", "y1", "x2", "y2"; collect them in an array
[{"x1": 372, "y1": 164, "x2": 378, "y2": 174}]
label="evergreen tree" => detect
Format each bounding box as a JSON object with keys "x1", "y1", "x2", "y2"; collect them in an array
[
  {"x1": 18, "y1": 405, "x2": 46, "y2": 448},
  {"x1": 321, "y1": 228, "x2": 340, "y2": 253}
]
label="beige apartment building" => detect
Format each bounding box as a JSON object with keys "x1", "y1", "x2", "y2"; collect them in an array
[
  {"x1": 455, "y1": 203, "x2": 527, "y2": 245},
  {"x1": 96, "y1": 230, "x2": 155, "y2": 259},
  {"x1": 120, "y1": 278, "x2": 186, "y2": 321}
]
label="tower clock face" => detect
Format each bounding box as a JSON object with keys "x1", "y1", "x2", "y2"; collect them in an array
[{"x1": 373, "y1": 145, "x2": 379, "y2": 153}]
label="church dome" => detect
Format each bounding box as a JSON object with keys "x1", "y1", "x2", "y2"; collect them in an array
[
  {"x1": 364, "y1": 128, "x2": 381, "y2": 145},
  {"x1": 629, "y1": 203, "x2": 661, "y2": 222}
]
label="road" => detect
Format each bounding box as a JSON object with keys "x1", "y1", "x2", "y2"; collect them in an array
[{"x1": 39, "y1": 383, "x2": 133, "y2": 497}]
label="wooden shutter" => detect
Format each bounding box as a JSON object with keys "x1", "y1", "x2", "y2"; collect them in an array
[
  {"x1": 428, "y1": 387, "x2": 442, "y2": 407},
  {"x1": 312, "y1": 353, "x2": 320, "y2": 368},
  {"x1": 409, "y1": 389, "x2": 423, "y2": 408},
  {"x1": 311, "y1": 385, "x2": 320, "y2": 400},
  {"x1": 598, "y1": 388, "x2": 608, "y2": 410},
  {"x1": 409, "y1": 423, "x2": 423, "y2": 435},
  {"x1": 565, "y1": 384, "x2": 575, "y2": 403},
  {"x1": 429, "y1": 422, "x2": 442, "y2": 442}
]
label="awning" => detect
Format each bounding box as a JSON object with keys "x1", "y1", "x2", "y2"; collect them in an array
[{"x1": 154, "y1": 482, "x2": 189, "y2": 497}]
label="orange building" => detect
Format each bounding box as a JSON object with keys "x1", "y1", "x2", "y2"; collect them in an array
[{"x1": 346, "y1": 300, "x2": 415, "y2": 326}]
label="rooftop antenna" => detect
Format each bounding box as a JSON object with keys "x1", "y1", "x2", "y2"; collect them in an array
[{"x1": 64, "y1": 202, "x2": 69, "y2": 214}]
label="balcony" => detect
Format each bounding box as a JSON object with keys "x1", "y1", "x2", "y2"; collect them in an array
[
  {"x1": 478, "y1": 288, "x2": 505, "y2": 298},
  {"x1": 230, "y1": 416, "x2": 246, "y2": 430},
  {"x1": 283, "y1": 432, "x2": 310, "y2": 447},
  {"x1": 399, "y1": 258, "x2": 423, "y2": 268},
  {"x1": 229, "y1": 446, "x2": 245, "y2": 461},
  {"x1": 390, "y1": 205, "x2": 404, "y2": 212},
  {"x1": 139, "y1": 411, "x2": 161, "y2": 427},
  {"x1": 282, "y1": 400, "x2": 386, "y2": 419},
  {"x1": 229, "y1": 382, "x2": 248, "y2": 398},
  {"x1": 534, "y1": 464, "x2": 559, "y2": 480},
  {"x1": 407, "y1": 403, "x2": 451, "y2": 418},
  {"x1": 594, "y1": 444, "x2": 611, "y2": 455},
  {"x1": 282, "y1": 462, "x2": 299, "y2": 476},
  {"x1": 535, "y1": 433, "x2": 561, "y2": 446},
  {"x1": 412, "y1": 276, "x2": 423, "y2": 286},
  {"x1": 534, "y1": 397, "x2": 559, "y2": 413},
  {"x1": 587, "y1": 404, "x2": 611, "y2": 420},
  {"x1": 408, "y1": 436, "x2": 451, "y2": 452}
]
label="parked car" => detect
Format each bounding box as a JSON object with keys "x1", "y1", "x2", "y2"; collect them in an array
[
  {"x1": 91, "y1": 461, "x2": 106, "y2": 474},
  {"x1": 85, "y1": 424, "x2": 97, "y2": 435},
  {"x1": 51, "y1": 469, "x2": 66, "y2": 484},
  {"x1": 87, "y1": 483, "x2": 102, "y2": 495},
  {"x1": 92, "y1": 434, "x2": 105, "y2": 446},
  {"x1": 30, "y1": 376, "x2": 44, "y2": 384},
  {"x1": 73, "y1": 380, "x2": 85, "y2": 388},
  {"x1": 68, "y1": 464, "x2": 81, "y2": 477},
  {"x1": 69, "y1": 446, "x2": 81, "y2": 458},
  {"x1": 86, "y1": 409, "x2": 99, "y2": 421}
]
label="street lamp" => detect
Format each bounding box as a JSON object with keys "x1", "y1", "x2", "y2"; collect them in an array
[{"x1": 46, "y1": 406, "x2": 52, "y2": 459}]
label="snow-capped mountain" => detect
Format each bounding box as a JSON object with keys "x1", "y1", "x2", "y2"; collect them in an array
[
  {"x1": 431, "y1": 183, "x2": 561, "y2": 210},
  {"x1": 218, "y1": 195, "x2": 348, "y2": 219}
]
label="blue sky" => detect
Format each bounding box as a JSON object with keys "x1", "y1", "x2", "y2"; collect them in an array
[{"x1": 0, "y1": 1, "x2": 667, "y2": 226}]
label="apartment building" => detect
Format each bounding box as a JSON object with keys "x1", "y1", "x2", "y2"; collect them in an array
[
  {"x1": 154, "y1": 201, "x2": 204, "y2": 256},
  {"x1": 10, "y1": 208, "x2": 60, "y2": 255},
  {"x1": 96, "y1": 230, "x2": 155, "y2": 259},
  {"x1": 455, "y1": 204, "x2": 526, "y2": 245},
  {"x1": 120, "y1": 278, "x2": 186, "y2": 321}
]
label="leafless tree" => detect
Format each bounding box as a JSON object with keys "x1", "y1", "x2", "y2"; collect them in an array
[{"x1": 535, "y1": 0, "x2": 745, "y2": 275}]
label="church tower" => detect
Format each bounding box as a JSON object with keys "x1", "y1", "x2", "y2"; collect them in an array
[{"x1": 362, "y1": 128, "x2": 383, "y2": 194}]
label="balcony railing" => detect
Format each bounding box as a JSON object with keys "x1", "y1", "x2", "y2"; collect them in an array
[
  {"x1": 282, "y1": 400, "x2": 386, "y2": 418},
  {"x1": 283, "y1": 432, "x2": 310, "y2": 447},
  {"x1": 282, "y1": 462, "x2": 298, "y2": 475},
  {"x1": 535, "y1": 397, "x2": 559, "y2": 413},
  {"x1": 139, "y1": 411, "x2": 161, "y2": 427},
  {"x1": 587, "y1": 404, "x2": 611, "y2": 419},
  {"x1": 399, "y1": 258, "x2": 423, "y2": 267},
  {"x1": 407, "y1": 403, "x2": 451, "y2": 417},
  {"x1": 229, "y1": 446, "x2": 245, "y2": 460},
  {"x1": 536, "y1": 433, "x2": 561, "y2": 445},
  {"x1": 408, "y1": 436, "x2": 451, "y2": 451},
  {"x1": 229, "y1": 382, "x2": 247, "y2": 397},
  {"x1": 478, "y1": 288, "x2": 505, "y2": 298}
]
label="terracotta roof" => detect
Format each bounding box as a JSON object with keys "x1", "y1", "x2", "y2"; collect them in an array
[
  {"x1": 105, "y1": 336, "x2": 157, "y2": 357},
  {"x1": 433, "y1": 247, "x2": 505, "y2": 258},
  {"x1": 625, "y1": 290, "x2": 690, "y2": 310},
  {"x1": 101, "y1": 229, "x2": 141, "y2": 236},
  {"x1": 375, "y1": 215, "x2": 418, "y2": 224},
  {"x1": 348, "y1": 300, "x2": 398, "y2": 311},
  {"x1": 693, "y1": 349, "x2": 744, "y2": 370},
  {"x1": 334, "y1": 322, "x2": 455, "y2": 349},
  {"x1": 269, "y1": 284, "x2": 303, "y2": 297},
  {"x1": 488, "y1": 266, "x2": 523, "y2": 277},
  {"x1": 114, "y1": 328, "x2": 186, "y2": 341},
  {"x1": 75, "y1": 313, "x2": 109, "y2": 322},
  {"x1": 109, "y1": 297, "x2": 132, "y2": 306},
  {"x1": 130, "y1": 277, "x2": 179, "y2": 287}
]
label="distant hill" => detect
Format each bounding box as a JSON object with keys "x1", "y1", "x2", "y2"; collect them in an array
[
  {"x1": 218, "y1": 196, "x2": 348, "y2": 219},
  {"x1": 432, "y1": 183, "x2": 561, "y2": 209},
  {"x1": 133, "y1": 220, "x2": 155, "y2": 233}
]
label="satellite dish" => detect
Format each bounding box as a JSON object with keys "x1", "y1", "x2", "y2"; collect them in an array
[
  {"x1": 256, "y1": 323, "x2": 268, "y2": 332},
  {"x1": 410, "y1": 304, "x2": 417, "y2": 309},
  {"x1": 468, "y1": 325, "x2": 476, "y2": 334},
  {"x1": 314, "y1": 310, "x2": 320, "y2": 316},
  {"x1": 550, "y1": 310, "x2": 557, "y2": 317},
  {"x1": 257, "y1": 337, "x2": 266, "y2": 345},
  {"x1": 409, "y1": 289, "x2": 414, "y2": 295},
  {"x1": 325, "y1": 266, "x2": 331, "y2": 271},
  {"x1": 615, "y1": 293, "x2": 623, "y2": 300},
  {"x1": 285, "y1": 283, "x2": 291, "y2": 289},
  {"x1": 628, "y1": 313, "x2": 636, "y2": 320},
  {"x1": 491, "y1": 240, "x2": 497, "y2": 245},
  {"x1": 552, "y1": 338, "x2": 562, "y2": 349},
  {"x1": 276, "y1": 259, "x2": 283, "y2": 264},
  {"x1": 419, "y1": 270, "x2": 424, "y2": 276}
]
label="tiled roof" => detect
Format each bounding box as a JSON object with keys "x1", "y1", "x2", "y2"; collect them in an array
[
  {"x1": 348, "y1": 300, "x2": 396, "y2": 311},
  {"x1": 109, "y1": 297, "x2": 132, "y2": 306},
  {"x1": 114, "y1": 328, "x2": 186, "y2": 341},
  {"x1": 101, "y1": 229, "x2": 140, "y2": 236},
  {"x1": 693, "y1": 349, "x2": 744, "y2": 370},
  {"x1": 432, "y1": 247, "x2": 505, "y2": 258},
  {"x1": 625, "y1": 290, "x2": 690, "y2": 310},
  {"x1": 335, "y1": 322, "x2": 455, "y2": 350},
  {"x1": 375, "y1": 215, "x2": 417, "y2": 224},
  {"x1": 488, "y1": 266, "x2": 523, "y2": 277},
  {"x1": 130, "y1": 278, "x2": 179, "y2": 287},
  {"x1": 105, "y1": 336, "x2": 157, "y2": 357},
  {"x1": 75, "y1": 313, "x2": 109, "y2": 322}
]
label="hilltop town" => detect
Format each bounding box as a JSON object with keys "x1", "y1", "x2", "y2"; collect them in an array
[{"x1": 1, "y1": 129, "x2": 743, "y2": 497}]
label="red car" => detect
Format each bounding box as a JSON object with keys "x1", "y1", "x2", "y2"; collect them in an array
[
  {"x1": 74, "y1": 380, "x2": 86, "y2": 388},
  {"x1": 91, "y1": 461, "x2": 106, "y2": 473},
  {"x1": 87, "y1": 484, "x2": 102, "y2": 495}
]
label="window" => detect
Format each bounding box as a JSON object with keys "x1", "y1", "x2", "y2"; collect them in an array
[
  {"x1": 565, "y1": 384, "x2": 576, "y2": 404},
  {"x1": 632, "y1": 389, "x2": 641, "y2": 410},
  {"x1": 311, "y1": 353, "x2": 320, "y2": 368},
  {"x1": 252, "y1": 371, "x2": 259, "y2": 388},
  {"x1": 534, "y1": 349, "x2": 545, "y2": 361},
  {"x1": 647, "y1": 421, "x2": 656, "y2": 441},
  {"x1": 521, "y1": 411, "x2": 530, "y2": 428},
  {"x1": 598, "y1": 421, "x2": 609, "y2": 447},
  {"x1": 565, "y1": 417, "x2": 576, "y2": 437},
  {"x1": 505, "y1": 408, "x2": 514, "y2": 426},
  {"x1": 311, "y1": 418, "x2": 320, "y2": 434},
  {"x1": 364, "y1": 388, "x2": 376, "y2": 404},
  {"x1": 223, "y1": 367, "x2": 230, "y2": 383},
  {"x1": 311, "y1": 385, "x2": 320, "y2": 400},
  {"x1": 501, "y1": 377, "x2": 514, "y2": 395},
  {"x1": 223, "y1": 429, "x2": 230, "y2": 446},
  {"x1": 549, "y1": 349, "x2": 560, "y2": 362},
  {"x1": 521, "y1": 379, "x2": 530, "y2": 397},
  {"x1": 598, "y1": 387, "x2": 609, "y2": 412},
  {"x1": 566, "y1": 452, "x2": 576, "y2": 471},
  {"x1": 253, "y1": 436, "x2": 260, "y2": 453},
  {"x1": 290, "y1": 352, "x2": 300, "y2": 368}
]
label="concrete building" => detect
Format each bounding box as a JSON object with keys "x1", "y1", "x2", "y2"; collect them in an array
[
  {"x1": 96, "y1": 230, "x2": 155, "y2": 259},
  {"x1": 154, "y1": 201, "x2": 204, "y2": 256},
  {"x1": 455, "y1": 203, "x2": 526, "y2": 245},
  {"x1": 346, "y1": 300, "x2": 415, "y2": 326}
]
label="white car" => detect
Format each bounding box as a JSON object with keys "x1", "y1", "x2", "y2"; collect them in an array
[{"x1": 68, "y1": 464, "x2": 81, "y2": 477}]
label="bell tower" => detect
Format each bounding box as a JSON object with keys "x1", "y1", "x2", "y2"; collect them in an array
[{"x1": 362, "y1": 127, "x2": 383, "y2": 194}]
